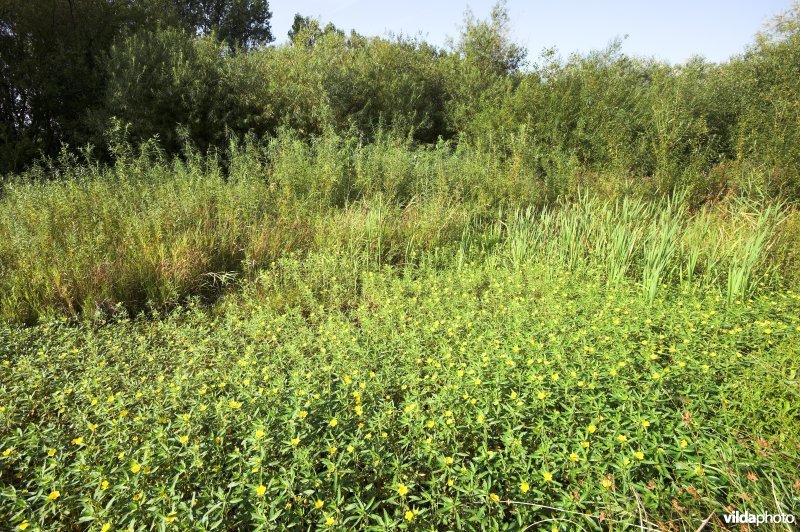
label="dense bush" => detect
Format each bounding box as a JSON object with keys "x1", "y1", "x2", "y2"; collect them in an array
[{"x1": 4, "y1": 1, "x2": 800, "y2": 193}]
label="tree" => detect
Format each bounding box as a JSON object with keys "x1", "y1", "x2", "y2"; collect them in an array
[
  {"x1": 758, "y1": 0, "x2": 800, "y2": 44},
  {"x1": 0, "y1": 0, "x2": 274, "y2": 173},
  {"x1": 173, "y1": 0, "x2": 273, "y2": 49},
  {"x1": 455, "y1": 0, "x2": 526, "y2": 77},
  {"x1": 103, "y1": 28, "x2": 227, "y2": 154},
  {"x1": 288, "y1": 14, "x2": 343, "y2": 47},
  {"x1": 0, "y1": 0, "x2": 126, "y2": 172},
  {"x1": 445, "y1": 1, "x2": 526, "y2": 136}
]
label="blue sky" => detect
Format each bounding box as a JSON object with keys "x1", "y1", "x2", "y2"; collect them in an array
[{"x1": 268, "y1": 0, "x2": 794, "y2": 63}]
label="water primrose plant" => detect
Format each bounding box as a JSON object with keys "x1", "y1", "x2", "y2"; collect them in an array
[{"x1": 1, "y1": 259, "x2": 799, "y2": 530}]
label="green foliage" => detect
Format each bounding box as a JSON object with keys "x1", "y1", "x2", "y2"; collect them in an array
[
  {"x1": 3, "y1": 0, "x2": 800, "y2": 191},
  {"x1": 103, "y1": 28, "x2": 228, "y2": 154},
  {"x1": 173, "y1": 0, "x2": 274, "y2": 49},
  {"x1": 1, "y1": 259, "x2": 799, "y2": 529},
  {"x1": 2, "y1": 6, "x2": 800, "y2": 529},
  {"x1": 0, "y1": 0, "x2": 274, "y2": 173},
  {"x1": 641, "y1": 197, "x2": 684, "y2": 303},
  {"x1": 1, "y1": 131, "x2": 796, "y2": 324},
  {"x1": 287, "y1": 14, "x2": 344, "y2": 46},
  {"x1": 455, "y1": 1, "x2": 526, "y2": 76},
  {"x1": 725, "y1": 203, "x2": 782, "y2": 304},
  {"x1": 0, "y1": 0, "x2": 128, "y2": 172},
  {"x1": 734, "y1": 6, "x2": 800, "y2": 197}
]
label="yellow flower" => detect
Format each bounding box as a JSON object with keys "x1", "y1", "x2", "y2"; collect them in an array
[
  {"x1": 445, "y1": 457, "x2": 454, "y2": 465},
  {"x1": 634, "y1": 451, "x2": 644, "y2": 460},
  {"x1": 329, "y1": 418, "x2": 338, "y2": 427},
  {"x1": 101, "y1": 523, "x2": 112, "y2": 532},
  {"x1": 641, "y1": 420, "x2": 650, "y2": 427},
  {"x1": 617, "y1": 435, "x2": 627, "y2": 443},
  {"x1": 426, "y1": 420, "x2": 435, "y2": 428},
  {"x1": 680, "y1": 439, "x2": 688, "y2": 447},
  {"x1": 405, "y1": 510, "x2": 414, "y2": 521},
  {"x1": 489, "y1": 493, "x2": 500, "y2": 502},
  {"x1": 543, "y1": 472, "x2": 553, "y2": 482},
  {"x1": 581, "y1": 441, "x2": 590, "y2": 448},
  {"x1": 48, "y1": 490, "x2": 61, "y2": 500},
  {"x1": 588, "y1": 425, "x2": 596, "y2": 434},
  {"x1": 569, "y1": 453, "x2": 579, "y2": 462},
  {"x1": 325, "y1": 517, "x2": 335, "y2": 526},
  {"x1": 290, "y1": 438, "x2": 300, "y2": 446},
  {"x1": 179, "y1": 435, "x2": 189, "y2": 444},
  {"x1": 131, "y1": 462, "x2": 141, "y2": 474},
  {"x1": 537, "y1": 392, "x2": 546, "y2": 400},
  {"x1": 397, "y1": 483, "x2": 409, "y2": 496},
  {"x1": 256, "y1": 485, "x2": 266, "y2": 496},
  {"x1": 19, "y1": 521, "x2": 29, "y2": 530},
  {"x1": 519, "y1": 481, "x2": 530, "y2": 493},
  {"x1": 71, "y1": 437, "x2": 84, "y2": 445},
  {"x1": 315, "y1": 499, "x2": 324, "y2": 509},
  {"x1": 255, "y1": 429, "x2": 265, "y2": 439},
  {"x1": 299, "y1": 411, "x2": 308, "y2": 418},
  {"x1": 101, "y1": 480, "x2": 109, "y2": 490},
  {"x1": 228, "y1": 400, "x2": 242, "y2": 408},
  {"x1": 2, "y1": 448, "x2": 11, "y2": 456},
  {"x1": 601, "y1": 478, "x2": 612, "y2": 488},
  {"x1": 48, "y1": 448, "x2": 57, "y2": 457},
  {"x1": 165, "y1": 514, "x2": 176, "y2": 523}
]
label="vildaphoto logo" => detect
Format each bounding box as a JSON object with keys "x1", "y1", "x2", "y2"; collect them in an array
[{"x1": 722, "y1": 510, "x2": 796, "y2": 525}]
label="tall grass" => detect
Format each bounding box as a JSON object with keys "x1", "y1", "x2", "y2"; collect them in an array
[
  {"x1": 0, "y1": 131, "x2": 795, "y2": 323},
  {"x1": 725, "y1": 203, "x2": 783, "y2": 303},
  {"x1": 641, "y1": 197, "x2": 685, "y2": 303},
  {"x1": 498, "y1": 194, "x2": 787, "y2": 302},
  {"x1": 603, "y1": 197, "x2": 645, "y2": 286}
]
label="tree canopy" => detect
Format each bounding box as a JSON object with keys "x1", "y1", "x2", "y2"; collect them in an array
[{"x1": 0, "y1": 0, "x2": 273, "y2": 172}]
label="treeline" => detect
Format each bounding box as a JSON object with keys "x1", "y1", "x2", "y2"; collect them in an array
[
  {"x1": 0, "y1": 0, "x2": 273, "y2": 172},
  {"x1": 2, "y1": 1, "x2": 800, "y2": 200}
]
